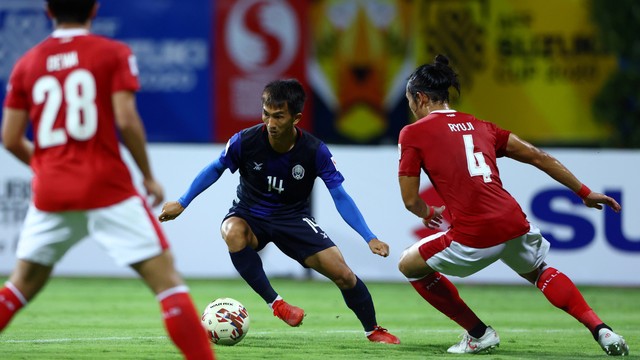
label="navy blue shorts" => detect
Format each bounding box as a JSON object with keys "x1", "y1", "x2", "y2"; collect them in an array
[{"x1": 223, "y1": 210, "x2": 336, "y2": 267}]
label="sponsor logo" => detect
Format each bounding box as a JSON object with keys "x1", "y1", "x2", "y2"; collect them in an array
[{"x1": 414, "y1": 186, "x2": 638, "y2": 252}]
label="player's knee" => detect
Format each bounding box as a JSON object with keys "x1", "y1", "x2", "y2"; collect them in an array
[
  {"x1": 332, "y1": 269, "x2": 356, "y2": 289},
  {"x1": 397, "y1": 248, "x2": 426, "y2": 278},
  {"x1": 221, "y1": 224, "x2": 251, "y2": 251},
  {"x1": 223, "y1": 235, "x2": 249, "y2": 252},
  {"x1": 398, "y1": 259, "x2": 411, "y2": 278},
  {"x1": 397, "y1": 249, "x2": 412, "y2": 277}
]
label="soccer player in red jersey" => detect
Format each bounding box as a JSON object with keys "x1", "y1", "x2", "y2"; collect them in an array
[
  {"x1": 0, "y1": 1, "x2": 214, "y2": 358},
  {"x1": 396, "y1": 55, "x2": 629, "y2": 356}
]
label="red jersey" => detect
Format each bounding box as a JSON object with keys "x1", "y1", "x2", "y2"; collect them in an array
[
  {"x1": 4, "y1": 29, "x2": 140, "y2": 211},
  {"x1": 398, "y1": 110, "x2": 529, "y2": 248}
]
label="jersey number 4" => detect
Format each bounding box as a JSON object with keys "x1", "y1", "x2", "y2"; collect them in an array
[
  {"x1": 33, "y1": 69, "x2": 97, "y2": 148},
  {"x1": 463, "y1": 134, "x2": 492, "y2": 183}
]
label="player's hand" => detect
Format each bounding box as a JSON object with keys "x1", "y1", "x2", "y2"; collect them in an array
[
  {"x1": 368, "y1": 238, "x2": 390, "y2": 257},
  {"x1": 422, "y1": 205, "x2": 446, "y2": 229},
  {"x1": 583, "y1": 192, "x2": 621, "y2": 212},
  {"x1": 158, "y1": 201, "x2": 185, "y2": 222},
  {"x1": 143, "y1": 178, "x2": 164, "y2": 207}
]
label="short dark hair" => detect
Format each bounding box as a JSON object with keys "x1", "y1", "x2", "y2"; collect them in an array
[
  {"x1": 261, "y1": 79, "x2": 306, "y2": 116},
  {"x1": 407, "y1": 54, "x2": 460, "y2": 104},
  {"x1": 47, "y1": 0, "x2": 96, "y2": 24}
]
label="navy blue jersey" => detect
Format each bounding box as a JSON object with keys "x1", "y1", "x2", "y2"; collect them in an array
[{"x1": 220, "y1": 124, "x2": 344, "y2": 217}]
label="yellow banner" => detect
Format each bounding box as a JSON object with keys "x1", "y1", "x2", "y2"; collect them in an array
[
  {"x1": 415, "y1": 0, "x2": 616, "y2": 144},
  {"x1": 308, "y1": 0, "x2": 413, "y2": 143}
]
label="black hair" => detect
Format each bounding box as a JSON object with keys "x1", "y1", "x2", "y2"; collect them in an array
[
  {"x1": 261, "y1": 79, "x2": 306, "y2": 116},
  {"x1": 47, "y1": 0, "x2": 96, "y2": 24},
  {"x1": 407, "y1": 54, "x2": 460, "y2": 104}
]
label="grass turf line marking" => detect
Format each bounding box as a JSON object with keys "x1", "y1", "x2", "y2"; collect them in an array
[{"x1": 0, "y1": 328, "x2": 586, "y2": 344}]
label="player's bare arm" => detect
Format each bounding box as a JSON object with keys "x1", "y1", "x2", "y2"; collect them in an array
[
  {"x1": 1, "y1": 108, "x2": 33, "y2": 165},
  {"x1": 159, "y1": 201, "x2": 185, "y2": 222},
  {"x1": 505, "y1": 133, "x2": 620, "y2": 212},
  {"x1": 113, "y1": 90, "x2": 164, "y2": 206},
  {"x1": 398, "y1": 175, "x2": 445, "y2": 229}
]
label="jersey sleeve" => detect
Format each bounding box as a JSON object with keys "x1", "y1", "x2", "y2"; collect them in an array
[
  {"x1": 3, "y1": 58, "x2": 29, "y2": 110},
  {"x1": 111, "y1": 44, "x2": 140, "y2": 93},
  {"x1": 219, "y1": 131, "x2": 242, "y2": 173},
  {"x1": 486, "y1": 121, "x2": 511, "y2": 158},
  {"x1": 398, "y1": 127, "x2": 422, "y2": 177},
  {"x1": 316, "y1": 143, "x2": 344, "y2": 189}
]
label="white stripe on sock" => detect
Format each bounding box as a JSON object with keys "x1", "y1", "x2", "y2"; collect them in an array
[
  {"x1": 155, "y1": 285, "x2": 189, "y2": 302},
  {"x1": 5, "y1": 282, "x2": 27, "y2": 305}
]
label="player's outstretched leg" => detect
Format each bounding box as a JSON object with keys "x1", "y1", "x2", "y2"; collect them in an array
[
  {"x1": 0, "y1": 282, "x2": 27, "y2": 331},
  {"x1": 536, "y1": 267, "x2": 629, "y2": 356},
  {"x1": 230, "y1": 247, "x2": 306, "y2": 326},
  {"x1": 133, "y1": 252, "x2": 215, "y2": 360},
  {"x1": 270, "y1": 296, "x2": 305, "y2": 327},
  {"x1": 408, "y1": 272, "x2": 498, "y2": 353},
  {"x1": 341, "y1": 277, "x2": 400, "y2": 344},
  {"x1": 1, "y1": 260, "x2": 51, "y2": 332},
  {"x1": 158, "y1": 286, "x2": 216, "y2": 360}
]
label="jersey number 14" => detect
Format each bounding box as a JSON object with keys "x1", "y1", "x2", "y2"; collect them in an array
[{"x1": 267, "y1": 176, "x2": 285, "y2": 193}]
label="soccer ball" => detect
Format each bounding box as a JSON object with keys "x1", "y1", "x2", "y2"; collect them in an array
[{"x1": 201, "y1": 297, "x2": 250, "y2": 346}]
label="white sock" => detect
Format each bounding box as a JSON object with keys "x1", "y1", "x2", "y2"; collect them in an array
[{"x1": 268, "y1": 295, "x2": 283, "y2": 310}]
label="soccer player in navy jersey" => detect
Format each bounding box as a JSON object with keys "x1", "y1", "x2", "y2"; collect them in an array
[
  {"x1": 159, "y1": 79, "x2": 400, "y2": 344},
  {"x1": 0, "y1": 1, "x2": 214, "y2": 359},
  {"x1": 396, "y1": 55, "x2": 629, "y2": 355}
]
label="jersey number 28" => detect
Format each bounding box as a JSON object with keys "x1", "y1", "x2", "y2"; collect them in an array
[{"x1": 33, "y1": 69, "x2": 97, "y2": 148}]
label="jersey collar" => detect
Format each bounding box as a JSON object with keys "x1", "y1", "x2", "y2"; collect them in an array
[{"x1": 51, "y1": 28, "x2": 90, "y2": 38}]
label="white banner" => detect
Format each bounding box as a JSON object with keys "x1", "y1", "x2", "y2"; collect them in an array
[{"x1": 1, "y1": 145, "x2": 638, "y2": 285}]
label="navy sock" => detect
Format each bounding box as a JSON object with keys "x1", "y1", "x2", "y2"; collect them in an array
[
  {"x1": 229, "y1": 247, "x2": 278, "y2": 303},
  {"x1": 340, "y1": 277, "x2": 377, "y2": 332},
  {"x1": 468, "y1": 322, "x2": 488, "y2": 339}
]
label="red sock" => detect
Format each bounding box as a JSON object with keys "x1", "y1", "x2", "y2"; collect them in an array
[
  {"x1": 0, "y1": 283, "x2": 27, "y2": 331},
  {"x1": 410, "y1": 273, "x2": 483, "y2": 331},
  {"x1": 159, "y1": 287, "x2": 215, "y2": 360},
  {"x1": 537, "y1": 267, "x2": 603, "y2": 332}
]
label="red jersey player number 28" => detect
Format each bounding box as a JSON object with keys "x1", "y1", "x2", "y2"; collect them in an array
[{"x1": 35, "y1": 53, "x2": 98, "y2": 148}]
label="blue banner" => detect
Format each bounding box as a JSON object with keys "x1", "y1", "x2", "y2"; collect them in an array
[{"x1": 0, "y1": 0, "x2": 213, "y2": 142}]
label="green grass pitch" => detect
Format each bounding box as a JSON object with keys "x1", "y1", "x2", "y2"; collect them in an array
[{"x1": 0, "y1": 277, "x2": 638, "y2": 359}]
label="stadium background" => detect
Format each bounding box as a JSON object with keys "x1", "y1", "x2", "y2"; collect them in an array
[{"x1": 0, "y1": 0, "x2": 638, "y2": 285}]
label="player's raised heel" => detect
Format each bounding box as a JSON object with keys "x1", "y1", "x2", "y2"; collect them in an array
[
  {"x1": 366, "y1": 326, "x2": 401, "y2": 344},
  {"x1": 447, "y1": 326, "x2": 500, "y2": 354},
  {"x1": 598, "y1": 328, "x2": 630, "y2": 356},
  {"x1": 272, "y1": 299, "x2": 305, "y2": 327}
]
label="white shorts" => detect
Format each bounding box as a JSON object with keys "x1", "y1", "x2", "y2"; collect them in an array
[
  {"x1": 17, "y1": 196, "x2": 168, "y2": 267},
  {"x1": 413, "y1": 224, "x2": 550, "y2": 278}
]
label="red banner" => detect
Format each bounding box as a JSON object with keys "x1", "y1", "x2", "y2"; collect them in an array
[{"x1": 213, "y1": 0, "x2": 310, "y2": 142}]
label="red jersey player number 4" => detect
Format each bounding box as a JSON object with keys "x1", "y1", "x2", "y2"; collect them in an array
[{"x1": 396, "y1": 54, "x2": 628, "y2": 356}]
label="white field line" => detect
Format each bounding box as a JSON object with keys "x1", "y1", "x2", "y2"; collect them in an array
[{"x1": 0, "y1": 328, "x2": 584, "y2": 344}]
